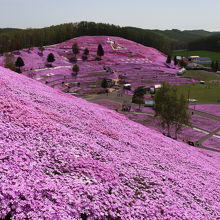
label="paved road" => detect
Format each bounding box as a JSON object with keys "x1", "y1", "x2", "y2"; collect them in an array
[{"x1": 190, "y1": 109, "x2": 220, "y2": 148}]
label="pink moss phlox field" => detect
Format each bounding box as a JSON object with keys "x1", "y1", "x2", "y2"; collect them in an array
[
  {"x1": 191, "y1": 114, "x2": 220, "y2": 132},
  {"x1": 93, "y1": 99, "x2": 122, "y2": 110},
  {"x1": 190, "y1": 104, "x2": 220, "y2": 117},
  {"x1": 203, "y1": 136, "x2": 220, "y2": 150},
  {"x1": 0, "y1": 66, "x2": 220, "y2": 219},
  {"x1": 1, "y1": 36, "x2": 196, "y2": 94}
]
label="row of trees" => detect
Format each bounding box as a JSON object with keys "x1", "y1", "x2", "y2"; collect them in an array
[
  {"x1": 5, "y1": 40, "x2": 104, "y2": 73},
  {"x1": 0, "y1": 22, "x2": 172, "y2": 55},
  {"x1": 71, "y1": 43, "x2": 104, "y2": 61},
  {"x1": 132, "y1": 86, "x2": 146, "y2": 109},
  {"x1": 5, "y1": 53, "x2": 56, "y2": 73},
  {"x1": 47, "y1": 52, "x2": 80, "y2": 75},
  {"x1": 11, "y1": 53, "x2": 80, "y2": 76}
]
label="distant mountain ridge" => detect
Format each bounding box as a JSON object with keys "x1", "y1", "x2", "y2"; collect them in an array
[
  {"x1": 0, "y1": 28, "x2": 21, "y2": 33},
  {"x1": 188, "y1": 33, "x2": 220, "y2": 52},
  {"x1": 152, "y1": 29, "x2": 216, "y2": 50}
]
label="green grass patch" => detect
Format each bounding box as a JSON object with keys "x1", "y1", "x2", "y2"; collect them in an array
[
  {"x1": 174, "y1": 82, "x2": 220, "y2": 104},
  {"x1": 173, "y1": 50, "x2": 220, "y2": 61},
  {"x1": 182, "y1": 70, "x2": 220, "y2": 81}
]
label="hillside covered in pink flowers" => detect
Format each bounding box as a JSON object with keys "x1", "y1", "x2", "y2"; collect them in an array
[
  {"x1": 0, "y1": 66, "x2": 220, "y2": 219},
  {"x1": 0, "y1": 36, "x2": 195, "y2": 95}
]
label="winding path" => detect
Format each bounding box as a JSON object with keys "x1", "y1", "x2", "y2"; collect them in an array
[{"x1": 190, "y1": 109, "x2": 220, "y2": 148}]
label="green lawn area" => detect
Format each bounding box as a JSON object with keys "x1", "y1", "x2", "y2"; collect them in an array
[
  {"x1": 173, "y1": 50, "x2": 220, "y2": 61},
  {"x1": 182, "y1": 70, "x2": 220, "y2": 81},
  {"x1": 174, "y1": 82, "x2": 220, "y2": 104}
]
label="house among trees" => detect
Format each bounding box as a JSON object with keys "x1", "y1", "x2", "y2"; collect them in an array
[
  {"x1": 144, "y1": 100, "x2": 155, "y2": 107},
  {"x1": 188, "y1": 56, "x2": 212, "y2": 64},
  {"x1": 176, "y1": 56, "x2": 183, "y2": 61},
  {"x1": 177, "y1": 67, "x2": 186, "y2": 76},
  {"x1": 123, "y1": 84, "x2": 131, "y2": 90},
  {"x1": 188, "y1": 56, "x2": 200, "y2": 62},
  {"x1": 185, "y1": 62, "x2": 211, "y2": 71},
  {"x1": 197, "y1": 57, "x2": 212, "y2": 64},
  {"x1": 101, "y1": 78, "x2": 115, "y2": 88},
  {"x1": 150, "y1": 84, "x2": 162, "y2": 94},
  {"x1": 103, "y1": 66, "x2": 114, "y2": 74}
]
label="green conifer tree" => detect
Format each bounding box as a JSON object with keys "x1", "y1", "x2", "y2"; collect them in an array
[
  {"x1": 97, "y1": 44, "x2": 104, "y2": 59},
  {"x1": 72, "y1": 64, "x2": 79, "y2": 76},
  {"x1": 72, "y1": 43, "x2": 80, "y2": 57}
]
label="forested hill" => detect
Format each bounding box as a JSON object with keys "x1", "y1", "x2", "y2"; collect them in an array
[
  {"x1": 188, "y1": 33, "x2": 220, "y2": 52},
  {"x1": 153, "y1": 29, "x2": 213, "y2": 49},
  {"x1": 0, "y1": 28, "x2": 21, "y2": 34},
  {"x1": 0, "y1": 21, "x2": 219, "y2": 55},
  {"x1": 0, "y1": 22, "x2": 172, "y2": 55}
]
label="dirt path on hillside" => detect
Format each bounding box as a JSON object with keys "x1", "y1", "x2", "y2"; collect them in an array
[{"x1": 190, "y1": 109, "x2": 220, "y2": 151}]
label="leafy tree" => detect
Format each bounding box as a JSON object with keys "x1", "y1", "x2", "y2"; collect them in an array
[
  {"x1": 72, "y1": 64, "x2": 79, "y2": 76},
  {"x1": 214, "y1": 61, "x2": 219, "y2": 72},
  {"x1": 82, "y1": 54, "x2": 87, "y2": 61},
  {"x1": 83, "y1": 48, "x2": 89, "y2": 56},
  {"x1": 15, "y1": 57, "x2": 24, "y2": 72},
  {"x1": 132, "y1": 86, "x2": 146, "y2": 110},
  {"x1": 179, "y1": 59, "x2": 188, "y2": 67},
  {"x1": 72, "y1": 43, "x2": 79, "y2": 57},
  {"x1": 4, "y1": 53, "x2": 16, "y2": 71},
  {"x1": 155, "y1": 82, "x2": 190, "y2": 138},
  {"x1": 133, "y1": 86, "x2": 146, "y2": 97},
  {"x1": 101, "y1": 78, "x2": 108, "y2": 88},
  {"x1": 154, "y1": 83, "x2": 175, "y2": 136},
  {"x1": 166, "y1": 55, "x2": 172, "y2": 64},
  {"x1": 97, "y1": 44, "x2": 104, "y2": 59},
  {"x1": 174, "y1": 56, "x2": 178, "y2": 66},
  {"x1": 173, "y1": 94, "x2": 191, "y2": 139},
  {"x1": 211, "y1": 60, "x2": 215, "y2": 71},
  {"x1": 82, "y1": 48, "x2": 89, "y2": 61},
  {"x1": 38, "y1": 46, "x2": 45, "y2": 52},
  {"x1": 47, "y1": 53, "x2": 55, "y2": 63}
]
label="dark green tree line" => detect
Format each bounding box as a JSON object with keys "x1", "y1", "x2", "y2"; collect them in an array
[{"x1": 0, "y1": 22, "x2": 173, "y2": 55}]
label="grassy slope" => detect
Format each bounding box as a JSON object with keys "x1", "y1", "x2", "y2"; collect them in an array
[
  {"x1": 175, "y1": 82, "x2": 220, "y2": 104},
  {"x1": 183, "y1": 70, "x2": 220, "y2": 81},
  {"x1": 173, "y1": 50, "x2": 220, "y2": 60}
]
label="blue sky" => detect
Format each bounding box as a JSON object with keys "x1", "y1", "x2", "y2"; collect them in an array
[{"x1": 1, "y1": 0, "x2": 220, "y2": 31}]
